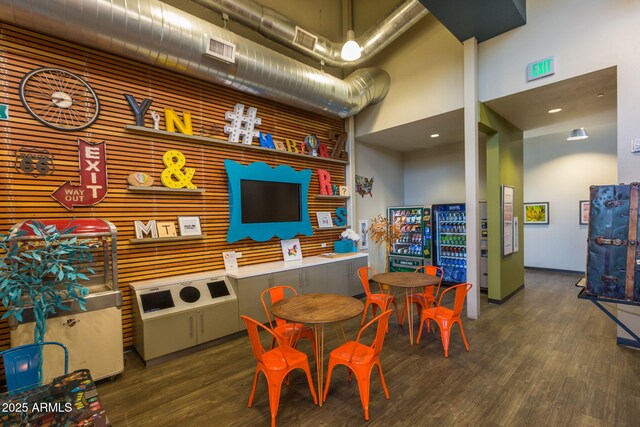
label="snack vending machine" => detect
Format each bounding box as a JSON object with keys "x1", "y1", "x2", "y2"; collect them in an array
[
  {"x1": 432, "y1": 203, "x2": 467, "y2": 283},
  {"x1": 388, "y1": 206, "x2": 432, "y2": 272}
]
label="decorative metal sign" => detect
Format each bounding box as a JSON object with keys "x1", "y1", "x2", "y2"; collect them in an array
[
  {"x1": 51, "y1": 138, "x2": 108, "y2": 210},
  {"x1": 160, "y1": 150, "x2": 197, "y2": 189},
  {"x1": 224, "y1": 103, "x2": 261, "y2": 144},
  {"x1": 355, "y1": 175, "x2": 374, "y2": 197},
  {"x1": 14, "y1": 147, "x2": 55, "y2": 177},
  {"x1": 328, "y1": 129, "x2": 348, "y2": 161}
]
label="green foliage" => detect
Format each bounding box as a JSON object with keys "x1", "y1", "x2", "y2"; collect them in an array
[{"x1": 0, "y1": 220, "x2": 94, "y2": 343}]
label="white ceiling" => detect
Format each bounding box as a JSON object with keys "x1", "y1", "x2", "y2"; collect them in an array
[{"x1": 356, "y1": 66, "x2": 617, "y2": 152}]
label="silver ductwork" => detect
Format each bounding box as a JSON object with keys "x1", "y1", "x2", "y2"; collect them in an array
[
  {"x1": 0, "y1": 0, "x2": 391, "y2": 118},
  {"x1": 192, "y1": 0, "x2": 429, "y2": 67}
]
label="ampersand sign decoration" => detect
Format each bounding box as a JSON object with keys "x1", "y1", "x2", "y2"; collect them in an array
[{"x1": 160, "y1": 149, "x2": 197, "y2": 189}]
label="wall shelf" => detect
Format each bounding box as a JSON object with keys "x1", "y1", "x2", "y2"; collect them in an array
[
  {"x1": 314, "y1": 226, "x2": 348, "y2": 230},
  {"x1": 124, "y1": 125, "x2": 349, "y2": 165},
  {"x1": 315, "y1": 195, "x2": 350, "y2": 200},
  {"x1": 128, "y1": 185, "x2": 205, "y2": 194},
  {"x1": 129, "y1": 234, "x2": 207, "y2": 244}
]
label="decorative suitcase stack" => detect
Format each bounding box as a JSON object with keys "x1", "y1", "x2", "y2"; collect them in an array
[{"x1": 586, "y1": 182, "x2": 640, "y2": 302}]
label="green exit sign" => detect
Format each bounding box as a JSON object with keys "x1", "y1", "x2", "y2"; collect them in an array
[{"x1": 527, "y1": 57, "x2": 555, "y2": 82}]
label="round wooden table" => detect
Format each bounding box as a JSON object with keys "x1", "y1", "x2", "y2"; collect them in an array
[
  {"x1": 271, "y1": 293, "x2": 364, "y2": 406},
  {"x1": 372, "y1": 272, "x2": 441, "y2": 345}
]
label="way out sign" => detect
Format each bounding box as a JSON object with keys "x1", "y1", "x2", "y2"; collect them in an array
[{"x1": 51, "y1": 138, "x2": 108, "y2": 210}]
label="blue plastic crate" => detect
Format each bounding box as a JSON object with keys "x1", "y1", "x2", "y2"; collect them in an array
[{"x1": 334, "y1": 239, "x2": 356, "y2": 253}]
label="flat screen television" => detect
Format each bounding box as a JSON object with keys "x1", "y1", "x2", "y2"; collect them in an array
[
  {"x1": 225, "y1": 160, "x2": 313, "y2": 242},
  {"x1": 240, "y1": 179, "x2": 301, "y2": 223}
]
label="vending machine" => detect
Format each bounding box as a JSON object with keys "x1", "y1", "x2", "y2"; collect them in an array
[
  {"x1": 388, "y1": 206, "x2": 432, "y2": 272},
  {"x1": 432, "y1": 203, "x2": 467, "y2": 283}
]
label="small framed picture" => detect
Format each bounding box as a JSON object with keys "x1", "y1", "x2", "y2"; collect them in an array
[
  {"x1": 281, "y1": 238, "x2": 302, "y2": 262},
  {"x1": 358, "y1": 219, "x2": 368, "y2": 250},
  {"x1": 316, "y1": 211, "x2": 334, "y2": 228},
  {"x1": 156, "y1": 221, "x2": 178, "y2": 238},
  {"x1": 579, "y1": 200, "x2": 590, "y2": 225},
  {"x1": 524, "y1": 202, "x2": 549, "y2": 225},
  {"x1": 178, "y1": 216, "x2": 202, "y2": 236}
]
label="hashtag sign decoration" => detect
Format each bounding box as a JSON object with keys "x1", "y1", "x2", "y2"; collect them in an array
[{"x1": 224, "y1": 103, "x2": 262, "y2": 145}]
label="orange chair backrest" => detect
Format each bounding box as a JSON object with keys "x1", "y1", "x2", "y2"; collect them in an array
[
  {"x1": 352, "y1": 310, "x2": 392, "y2": 361},
  {"x1": 261, "y1": 285, "x2": 298, "y2": 329},
  {"x1": 241, "y1": 315, "x2": 282, "y2": 364},
  {"x1": 436, "y1": 283, "x2": 472, "y2": 317},
  {"x1": 415, "y1": 265, "x2": 444, "y2": 296},
  {"x1": 356, "y1": 266, "x2": 378, "y2": 297}
]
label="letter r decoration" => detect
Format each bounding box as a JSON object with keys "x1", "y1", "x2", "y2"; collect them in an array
[{"x1": 317, "y1": 169, "x2": 332, "y2": 195}]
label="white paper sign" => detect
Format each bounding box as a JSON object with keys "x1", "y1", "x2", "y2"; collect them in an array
[{"x1": 222, "y1": 251, "x2": 238, "y2": 271}]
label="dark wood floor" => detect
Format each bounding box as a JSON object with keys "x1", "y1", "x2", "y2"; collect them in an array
[{"x1": 98, "y1": 270, "x2": 640, "y2": 426}]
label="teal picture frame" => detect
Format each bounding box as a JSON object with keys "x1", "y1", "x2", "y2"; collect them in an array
[{"x1": 225, "y1": 159, "x2": 313, "y2": 242}]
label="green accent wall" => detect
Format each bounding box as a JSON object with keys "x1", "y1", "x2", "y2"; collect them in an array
[{"x1": 479, "y1": 103, "x2": 525, "y2": 301}]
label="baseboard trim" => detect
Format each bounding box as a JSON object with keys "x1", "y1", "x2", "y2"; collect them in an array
[
  {"x1": 616, "y1": 337, "x2": 640, "y2": 349},
  {"x1": 488, "y1": 283, "x2": 525, "y2": 305},
  {"x1": 524, "y1": 266, "x2": 585, "y2": 275}
]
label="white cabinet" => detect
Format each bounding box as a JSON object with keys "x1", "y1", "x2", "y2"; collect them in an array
[
  {"x1": 234, "y1": 274, "x2": 271, "y2": 326},
  {"x1": 134, "y1": 300, "x2": 238, "y2": 362},
  {"x1": 326, "y1": 257, "x2": 368, "y2": 296}
]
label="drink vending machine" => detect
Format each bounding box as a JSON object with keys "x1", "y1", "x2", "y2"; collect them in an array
[
  {"x1": 432, "y1": 203, "x2": 467, "y2": 283},
  {"x1": 387, "y1": 206, "x2": 432, "y2": 272}
]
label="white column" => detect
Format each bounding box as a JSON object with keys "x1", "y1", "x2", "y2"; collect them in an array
[
  {"x1": 464, "y1": 37, "x2": 480, "y2": 319},
  {"x1": 345, "y1": 117, "x2": 356, "y2": 232}
]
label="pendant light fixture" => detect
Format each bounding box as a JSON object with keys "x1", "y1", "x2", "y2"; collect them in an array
[
  {"x1": 341, "y1": 1, "x2": 362, "y2": 61},
  {"x1": 567, "y1": 128, "x2": 589, "y2": 141}
]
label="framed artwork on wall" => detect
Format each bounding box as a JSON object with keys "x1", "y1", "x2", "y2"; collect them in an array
[
  {"x1": 281, "y1": 238, "x2": 302, "y2": 262},
  {"x1": 524, "y1": 202, "x2": 549, "y2": 224},
  {"x1": 502, "y1": 185, "x2": 514, "y2": 256},
  {"x1": 579, "y1": 200, "x2": 590, "y2": 225},
  {"x1": 178, "y1": 216, "x2": 202, "y2": 236},
  {"x1": 358, "y1": 219, "x2": 368, "y2": 250},
  {"x1": 316, "y1": 212, "x2": 333, "y2": 228}
]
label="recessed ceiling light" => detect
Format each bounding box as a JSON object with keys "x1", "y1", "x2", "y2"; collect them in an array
[
  {"x1": 548, "y1": 108, "x2": 562, "y2": 114},
  {"x1": 596, "y1": 92, "x2": 604, "y2": 98},
  {"x1": 430, "y1": 133, "x2": 439, "y2": 138}
]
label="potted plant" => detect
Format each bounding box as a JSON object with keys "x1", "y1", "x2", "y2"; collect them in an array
[
  {"x1": 0, "y1": 220, "x2": 94, "y2": 344},
  {"x1": 368, "y1": 214, "x2": 402, "y2": 273},
  {"x1": 340, "y1": 228, "x2": 361, "y2": 252}
]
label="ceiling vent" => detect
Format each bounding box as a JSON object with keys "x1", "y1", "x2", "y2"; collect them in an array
[
  {"x1": 205, "y1": 35, "x2": 236, "y2": 63},
  {"x1": 292, "y1": 26, "x2": 318, "y2": 52}
]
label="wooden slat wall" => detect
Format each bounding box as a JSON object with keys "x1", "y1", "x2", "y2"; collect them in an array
[{"x1": 0, "y1": 24, "x2": 347, "y2": 350}]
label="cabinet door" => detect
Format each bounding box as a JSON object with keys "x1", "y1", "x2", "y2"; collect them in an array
[
  {"x1": 198, "y1": 301, "x2": 240, "y2": 343},
  {"x1": 143, "y1": 312, "x2": 198, "y2": 360},
  {"x1": 273, "y1": 269, "x2": 304, "y2": 294},
  {"x1": 303, "y1": 265, "x2": 329, "y2": 294},
  {"x1": 348, "y1": 257, "x2": 368, "y2": 296},
  {"x1": 326, "y1": 260, "x2": 351, "y2": 296},
  {"x1": 237, "y1": 274, "x2": 271, "y2": 328}
]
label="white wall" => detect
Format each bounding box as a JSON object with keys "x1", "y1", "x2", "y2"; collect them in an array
[
  {"x1": 523, "y1": 123, "x2": 617, "y2": 271},
  {"x1": 354, "y1": 142, "x2": 404, "y2": 272},
  {"x1": 403, "y1": 142, "x2": 466, "y2": 205},
  {"x1": 479, "y1": 0, "x2": 640, "y2": 341},
  {"x1": 355, "y1": 14, "x2": 464, "y2": 137}
]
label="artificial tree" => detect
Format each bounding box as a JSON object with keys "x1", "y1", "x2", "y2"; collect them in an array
[
  {"x1": 368, "y1": 214, "x2": 402, "y2": 273},
  {"x1": 0, "y1": 220, "x2": 93, "y2": 344}
]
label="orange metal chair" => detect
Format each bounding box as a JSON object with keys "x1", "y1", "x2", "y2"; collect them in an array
[
  {"x1": 261, "y1": 285, "x2": 317, "y2": 361},
  {"x1": 416, "y1": 283, "x2": 472, "y2": 358},
  {"x1": 241, "y1": 315, "x2": 318, "y2": 427},
  {"x1": 356, "y1": 266, "x2": 400, "y2": 326},
  {"x1": 322, "y1": 310, "x2": 392, "y2": 421},
  {"x1": 400, "y1": 265, "x2": 444, "y2": 326}
]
